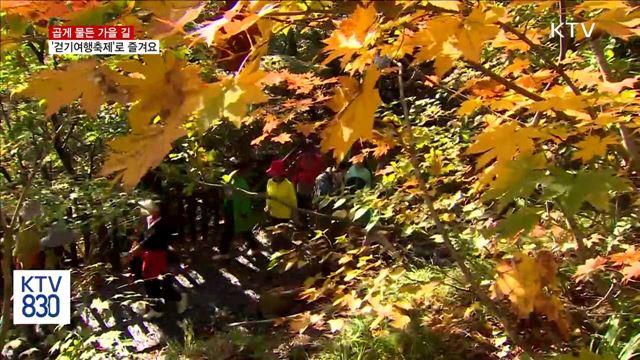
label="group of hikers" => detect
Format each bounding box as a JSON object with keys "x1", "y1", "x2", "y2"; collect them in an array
[
  {"x1": 6, "y1": 139, "x2": 377, "y2": 321},
  {"x1": 123, "y1": 140, "x2": 376, "y2": 319}
]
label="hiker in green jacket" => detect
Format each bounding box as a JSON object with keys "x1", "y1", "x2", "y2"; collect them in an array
[{"x1": 217, "y1": 159, "x2": 260, "y2": 259}]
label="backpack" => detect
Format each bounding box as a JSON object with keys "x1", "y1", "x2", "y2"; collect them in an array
[{"x1": 315, "y1": 171, "x2": 335, "y2": 197}]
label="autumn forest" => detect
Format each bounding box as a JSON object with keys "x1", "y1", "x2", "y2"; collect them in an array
[{"x1": 1, "y1": 0, "x2": 640, "y2": 359}]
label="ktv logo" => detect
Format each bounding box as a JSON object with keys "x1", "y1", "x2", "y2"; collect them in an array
[
  {"x1": 550, "y1": 21, "x2": 596, "y2": 39},
  {"x1": 13, "y1": 270, "x2": 71, "y2": 325}
]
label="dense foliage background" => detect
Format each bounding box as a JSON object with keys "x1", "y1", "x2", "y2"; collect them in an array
[{"x1": 1, "y1": 0, "x2": 639, "y2": 359}]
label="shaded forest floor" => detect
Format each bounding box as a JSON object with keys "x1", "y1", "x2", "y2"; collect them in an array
[{"x1": 74, "y1": 229, "x2": 322, "y2": 359}]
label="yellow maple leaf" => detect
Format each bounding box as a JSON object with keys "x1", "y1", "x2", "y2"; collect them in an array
[
  {"x1": 457, "y1": 98, "x2": 483, "y2": 116},
  {"x1": 201, "y1": 58, "x2": 269, "y2": 128},
  {"x1": 492, "y1": 30, "x2": 530, "y2": 52},
  {"x1": 251, "y1": 133, "x2": 268, "y2": 146},
  {"x1": 492, "y1": 251, "x2": 569, "y2": 336},
  {"x1": 110, "y1": 53, "x2": 207, "y2": 132},
  {"x1": 190, "y1": 17, "x2": 230, "y2": 46},
  {"x1": 576, "y1": 8, "x2": 640, "y2": 41},
  {"x1": 19, "y1": 59, "x2": 104, "y2": 117},
  {"x1": 328, "y1": 318, "x2": 345, "y2": 333},
  {"x1": 434, "y1": 55, "x2": 455, "y2": 79},
  {"x1": 426, "y1": 0, "x2": 461, "y2": 11},
  {"x1": 527, "y1": 94, "x2": 591, "y2": 113},
  {"x1": 598, "y1": 77, "x2": 638, "y2": 95},
  {"x1": 466, "y1": 122, "x2": 544, "y2": 169},
  {"x1": 322, "y1": 5, "x2": 379, "y2": 71},
  {"x1": 333, "y1": 291, "x2": 362, "y2": 312},
  {"x1": 454, "y1": 6, "x2": 501, "y2": 62},
  {"x1": 138, "y1": 0, "x2": 202, "y2": 20},
  {"x1": 389, "y1": 311, "x2": 411, "y2": 330},
  {"x1": 320, "y1": 67, "x2": 381, "y2": 161},
  {"x1": 326, "y1": 76, "x2": 360, "y2": 112},
  {"x1": 288, "y1": 312, "x2": 311, "y2": 334},
  {"x1": 534, "y1": 294, "x2": 571, "y2": 339},
  {"x1": 575, "y1": 0, "x2": 631, "y2": 11},
  {"x1": 188, "y1": 0, "x2": 275, "y2": 47},
  {"x1": 572, "y1": 135, "x2": 618, "y2": 162},
  {"x1": 492, "y1": 252, "x2": 542, "y2": 318},
  {"x1": 100, "y1": 123, "x2": 186, "y2": 190},
  {"x1": 409, "y1": 15, "x2": 461, "y2": 63}
]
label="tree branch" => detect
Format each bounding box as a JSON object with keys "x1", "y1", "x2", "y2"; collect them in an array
[
  {"x1": 498, "y1": 22, "x2": 580, "y2": 95},
  {"x1": 60, "y1": 119, "x2": 79, "y2": 149},
  {"x1": 26, "y1": 42, "x2": 44, "y2": 65},
  {"x1": 589, "y1": 36, "x2": 640, "y2": 169},
  {"x1": 0, "y1": 97, "x2": 11, "y2": 131},
  {"x1": 561, "y1": 208, "x2": 587, "y2": 262},
  {"x1": 394, "y1": 61, "x2": 537, "y2": 358},
  {"x1": 466, "y1": 60, "x2": 544, "y2": 101},
  {"x1": 198, "y1": 180, "x2": 396, "y2": 233},
  {"x1": 50, "y1": 113, "x2": 76, "y2": 176},
  {"x1": 0, "y1": 168, "x2": 36, "y2": 350}
]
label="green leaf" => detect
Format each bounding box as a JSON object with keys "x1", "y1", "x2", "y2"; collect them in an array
[
  {"x1": 352, "y1": 207, "x2": 370, "y2": 221},
  {"x1": 496, "y1": 207, "x2": 540, "y2": 239},
  {"x1": 483, "y1": 153, "x2": 548, "y2": 210},
  {"x1": 333, "y1": 198, "x2": 347, "y2": 209},
  {"x1": 546, "y1": 169, "x2": 631, "y2": 215},
  {"x1": 90, "y1": 298, "x2": 111, "y2": 313}
]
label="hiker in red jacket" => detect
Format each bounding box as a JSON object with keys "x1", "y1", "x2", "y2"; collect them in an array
[
  {"x1": 290, "y1": 140, "x2": 325, "y2": 210},
  {"x1": 126, "y1": 199, "x2": 188, "y2": 319}
]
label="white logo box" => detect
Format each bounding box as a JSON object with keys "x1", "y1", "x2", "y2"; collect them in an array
[{"x1": 13, "y1": 270, "x2": 71, "y2": 325}]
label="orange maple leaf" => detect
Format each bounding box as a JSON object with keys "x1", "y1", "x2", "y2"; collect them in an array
[
  {"x1": 609, "y1": 248, "x2": 640, "y2": 266},
  {"x1": 272, "y1": 133, "x2": 292, "y2": 144},
  {"x1": 322, "y1": 5, "x2": 378, "y2": 71},
  {"x1": 574, "y1": 256, "x2": 608, "y2": 282},
  {"x1": 376, "y1": 165, "x2": 394, "y2": 176},
  {"x1": 263, "y1": 115, "x2": 281, "y2": 134},
  {"x1": 621, "y1": 261, "x2": 640, "y2": 284},
  {"x1": 598, "y1": 77, "x2": 638, "y2": 95},
  {"x1": 349, "y1": 153, "x2": 367, "y2": 164},
  {"x1": 295, "y1": 122, "x2": 317, "y2": 137},
  {"x1": 251, "y1": 133, "x2": 268, "y2": 146},
  {"x1": 502, "y1": 58, "x2": 530, "y2": 77}
]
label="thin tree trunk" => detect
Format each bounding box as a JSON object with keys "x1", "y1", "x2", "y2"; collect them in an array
[
  {"x1": 558, "y1": 0, "x2": 569, "y2": 62},
  {"x1": 589, "y1": 37, "x2": 640, "y2": 169},
  {"x1": 82, "y1": 224, "x2": 92, "y2": 264},
  {"x1": 51, "y1": 114, "x2": 76, "y2": 176},
  {"x1": 0, "y1": 172, "x2": 34, "y2": 350},
  {"x1": 393, "y1": 61, "x2": 538, "y2": 358}
]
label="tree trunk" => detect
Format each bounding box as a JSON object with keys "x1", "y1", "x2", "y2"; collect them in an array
[
  {"x1": 50, "y1": 114, "x2": 76, "y2": 176},
  {"x1": 200, "y1": 191, "x2": 211, "y2": 242},
  {"x1": 186, "y1": 195, "x2": 198, "y2": 241},
  {"x1": 589, "y1": 37, "x2": 640, "y2": 170},
  {"x1": 82, "y1": 224, "x2": 92, "y2": 264},
  {"x1": 109, "y1": 220, "x2": 122, "y2": 272}
]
